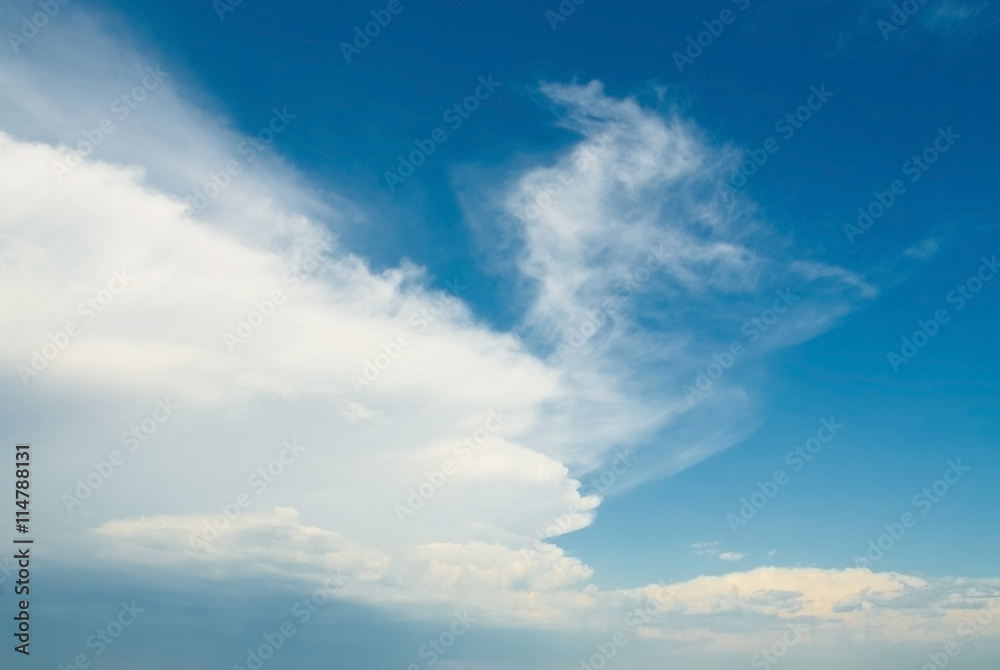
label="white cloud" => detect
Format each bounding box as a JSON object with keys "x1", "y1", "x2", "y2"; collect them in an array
[
  {"x1": 478, "y1": 79, "x2": 876, "y2": 489},
  {"x1": 95, "y1": 507, "x2": 392, "y2": 583},
  {"x1": 691, "y1": 541, "x2": 722, "y2": 557},
  {"x1": 83, "y1": 513, "x2": 1000, "y2": 644},
  {"x1": 904, "y1": 237, "x2": 942, "y2": 260},
  {"x1": 828, "y1": 0, "x2": 1000, "y2": 54},
  {"x1": 692, "y1": 545, "x2": 745, "y2": 563},
  {"x1": 922, "y1": 1, "x2": 999, "y2": 35}
]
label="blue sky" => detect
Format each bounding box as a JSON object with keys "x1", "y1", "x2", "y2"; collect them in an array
[{"x1": 1, "y1": 0, "x2": 999, "y2": 668}]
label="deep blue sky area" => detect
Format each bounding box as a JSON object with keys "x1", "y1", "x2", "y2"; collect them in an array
[
  {"x1": 90, "y1": 0, "x2": 999, "y2": 274},
  {"x1": 81, "y1": 0, "x2": 1000, "y2": 582}
]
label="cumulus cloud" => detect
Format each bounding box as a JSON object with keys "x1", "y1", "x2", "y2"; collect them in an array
[
  {"x1": 85, "y1": 508, "x2": 1000, "y2": 644},
  {"x1": 95, "y1": 507, "x2": 392, "y2": 583}
]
